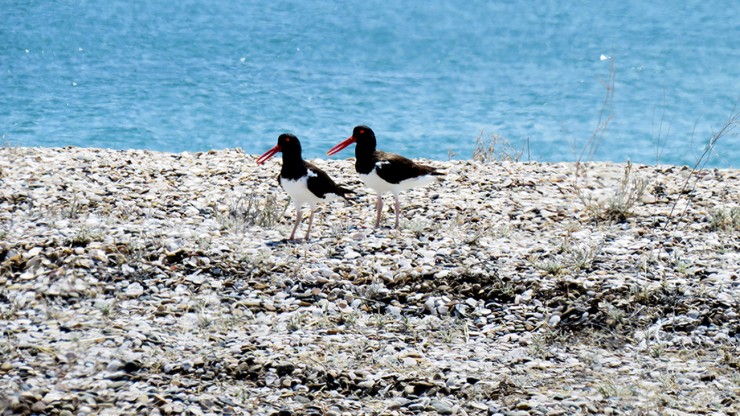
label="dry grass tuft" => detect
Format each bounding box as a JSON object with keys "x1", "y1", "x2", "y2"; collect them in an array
[
  {"x1": 472, "y1": 132, "x2": 526, "y2": 163},
  {"x1": 575, "y1": 161, "x2": 649, "y2": 223},
  {"x1": 219, "y1": 193, "x2": 288, "y2": 231},
  {"x1": 709, "y1": 206, "x2": 740, "y2": 232}
]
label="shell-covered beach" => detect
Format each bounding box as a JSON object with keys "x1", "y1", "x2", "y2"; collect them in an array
[{"x1": 1, "y1": 146, "x2": 738, "y2": 415}]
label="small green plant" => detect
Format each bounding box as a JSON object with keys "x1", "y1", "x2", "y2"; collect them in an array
[
  {"x1": 564, "y1": 241, "x2": 602, "y2": 271},
  {"x1": 0, "y1": 299, "x2": 18, "y2": 321},
  {"x1": 647, "y1": 343, "x2": 666, "y2": 359},
  {"x1": 338, "y1": 310, "x2": 360, "y2": 329},
  {"x1": 668, "y1": 249, "x2": 695, "y2": 277},
  {"x1": 596, "y1": 379, "x2": 632, "y2": 400},
  {"x1": 542, "y1": 261, "x2": 564, "y2": 276},
  {"x1": 630, "y1": 283, "x2": 656, "y2": 304},
  {"x1": 527, "y1": 328, "x2": 559, "y2": 359},
  {"x1": 68, "y1": 226, "x2": 103, "y2": 247},
  {"x1": 0, "y1": 337, "x2": 13, "y2": 358},
  {"x1": 99, "y1": 299, "x2": 118, "y2": 318},
  {"x1": 602, "y1": 302, "x2": 626, "y2": 329},
  {"x1": 719, "y1": 346, "x2": 740, "y2": 369},
  {"x1": 528, "y1": 254, "x2": 565, "y2": 276},
  {"x1": 63, "y1": 193, "x2": 84, "y2": 219},
  {"x1": 197, "y1": 302, "x2": 213, "y2": 329},
  {"x1": 426, "y1": 318, "x2": 469, "y2": 344},
  {"x1": 194, "y1": 235, "x2": 213, "y2": 250},
  {"x1": 402, "y1": 219, "x2": 436, "y2": 235},
  {"x1": 709, "y1": 207, "x2": 740, "y2": 231},
  {"x1": 675, "y1": 260, "x2": 692, "y2": 277},
  {"x1": 236, "y1": 387, "x2": 251, "y2": 405},
  {"x1": 287, "y1": 312, "x2": 309, "y2": 332},
  {"x1": 462, "y1": 229, "x2": 485, "y2": 245}
]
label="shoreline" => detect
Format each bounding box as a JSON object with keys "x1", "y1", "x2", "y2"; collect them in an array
[
  {"x1": 1, "y1": 146, "x2": 738, "y2": 415},
  {"x1": 5, "y1": 144, "x2": 740, "y2": 170}
]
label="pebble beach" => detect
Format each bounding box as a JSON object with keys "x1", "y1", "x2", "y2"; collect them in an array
[{"x1": 1, "y1": 146, "x2": 738, "y2": 415}]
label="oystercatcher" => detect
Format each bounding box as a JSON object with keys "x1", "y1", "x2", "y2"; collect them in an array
[
  {"x1": 326, "y1": 125, "x2": 442, "y2": 229},
  {"x1": 257, "y1": 134, "x2": 353, "y2": 241}
]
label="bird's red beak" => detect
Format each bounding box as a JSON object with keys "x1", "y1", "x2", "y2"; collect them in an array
[
  {"x1": 326, "y1": 136, "x2": 356, "y2": 157},
  {"x1": 256, "y1": 145, "x2": 281, "y2": 165}
]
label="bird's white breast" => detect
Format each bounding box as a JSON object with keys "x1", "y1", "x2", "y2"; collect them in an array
[
  {"x1": 280, "y1": 171, "x2": 340, "y2": 208},
  {"x1": 281, "y1": 176, "x2": 320, "y2": 207}
]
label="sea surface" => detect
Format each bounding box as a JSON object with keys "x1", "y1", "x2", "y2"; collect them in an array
[{"x1": 2, "y1": 0, "x2": 739, "y2": 167}]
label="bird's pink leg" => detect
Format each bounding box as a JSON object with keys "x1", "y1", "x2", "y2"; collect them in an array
[
  {"x1": 374, "y1": 194, "x2": 383, "y2": 228},
  {"x1": 289, "y1": 207, "x2": 301, "y2": 240},
  {"x1": 304, "y1": 208, "x2": 316, "y2": 241},
  {"x1": 393, "y1": 194, "x2": 401, "y2": 229}
]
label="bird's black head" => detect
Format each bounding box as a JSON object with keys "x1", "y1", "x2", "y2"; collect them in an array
[
  {"x1": 277, "y1": 133, "x2": 302, "y2": 154},
  {"x1": 276, "y1": 133, "x2": 304, "y2": 163},
  {"x1": 352, "y1": 125, "x2": 376, "y2": 151},
  {"x1": 256, "y1": 133, "x2": 303, "y2": 165},
  {"x1": 326, "y1": 125, "x2": 378, "y2": 158}
]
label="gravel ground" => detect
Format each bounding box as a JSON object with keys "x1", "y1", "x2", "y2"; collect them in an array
[{"x1": 1, "y1": 146, "x2": 738, "y2": 415}]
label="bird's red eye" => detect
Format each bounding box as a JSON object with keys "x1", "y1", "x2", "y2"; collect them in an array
[
  {"x1": 285, "y1": 137, "x2": 291, "y2": 142},
  {"x1": 359, "y1": 129, "x2": 365, "y2": 134}
]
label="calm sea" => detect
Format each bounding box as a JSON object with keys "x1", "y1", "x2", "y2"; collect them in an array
[{"x1": 2, "y1": 0, "x2": 738, "y2": 167}]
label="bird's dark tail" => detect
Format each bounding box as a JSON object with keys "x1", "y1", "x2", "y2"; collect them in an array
[
  {"x1": 338, "y1": 186, "x2": 357, "y2": 204},
  {"x1": 420, "y1": 163, "x2": 445, "y2": 177}
]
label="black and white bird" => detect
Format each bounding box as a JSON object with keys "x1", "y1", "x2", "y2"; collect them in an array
[
  {"x1": 257, "y1": 133, "x2": 353, "y2": 241},
  {"x1": 326, "y1": 125, "x2": 442, "y2": 228}
]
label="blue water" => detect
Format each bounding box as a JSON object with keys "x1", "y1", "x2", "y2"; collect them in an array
[{"x1": 2, "y1": 1, "x2": 739, "y2": 167}]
